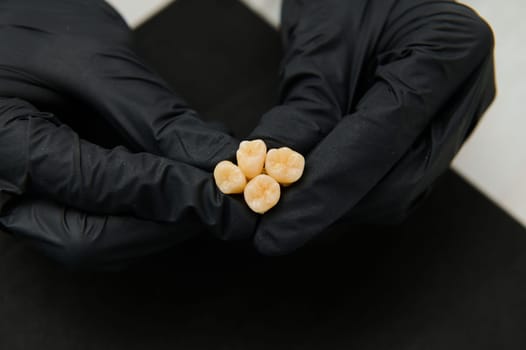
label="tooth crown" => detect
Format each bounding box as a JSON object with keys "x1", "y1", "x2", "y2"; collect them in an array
[
  {"x1": 213, "y1": 160, "x2": 247, "y2": 194},
  {"x1": 215, "y1": 140, "x2": 305, "y2": 214},
  {"x1": 236, "y1": 139, "x2": 267, "y2": 179},
  {"x1": 265, "y1": 147, "x2": 305, "y2": 185},
  {"x1": 244, "y1": 175, "x2": 281, "y2": 214}
]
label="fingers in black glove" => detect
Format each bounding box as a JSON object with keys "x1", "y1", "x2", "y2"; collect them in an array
[
  {"x1": 249, "y1": 0, "x2": 387, "y2": 153},
  {"x1": 0, "y1": 0, "x2": 238, "y2": 170},
  {"x1": 0, "y1": 197, "x2": 199, "y2": 270},
  {"x1": 254, "y1": 0, "x2": 496, "y2": 255},
  {"x1": 0, "y1": 98, "x2": 256, "y2": 241}
]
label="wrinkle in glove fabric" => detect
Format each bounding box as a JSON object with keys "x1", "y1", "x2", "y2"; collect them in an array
[
  {"x1": 252, "y1": 0, "x2": 496, "y2": 255},
  {"x1": 0, "y1": 0, "x2": 256, "y2": 268}
]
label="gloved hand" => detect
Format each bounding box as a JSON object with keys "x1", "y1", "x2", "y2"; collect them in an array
[
  {"x1": 252, "y1": 0, "x2": 496, "y2": 255},
  {"x1": 248, "y1": 0, "x2": 349, "y2": 153},
  {"x1": 0, "y1": 197, "x2": 199, "y2": 270},
  {"x1": 0, "y1": 0, "x2": 257, "y2": 270},
  {"x1": 0, "y1": 97, "x2": 255, "y2": 242},
  {"x1": 0, "y1": 0, "x2": 239, "y2": 171}
]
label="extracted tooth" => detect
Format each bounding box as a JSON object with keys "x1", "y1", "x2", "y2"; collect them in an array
[
  {"x1": 244, "y1": 174, "x2": 281, "y2": 214},
  {"x1": 265, "y1": 147, "x2": 305, "y2": 185},
  {"x1": 214, "y1": 160, "x2": 247, "y2": 194},
  {"x1": 236, "y1": 139, "x2": 267, "y2": 179}
]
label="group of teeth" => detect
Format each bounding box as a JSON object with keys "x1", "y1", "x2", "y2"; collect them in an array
[{"x1": 214, "y1": 139, "x2": 305, "y2": 214}]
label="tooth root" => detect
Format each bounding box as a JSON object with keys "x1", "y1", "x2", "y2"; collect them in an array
[
  {"x1": 244, "y1": 174, "x2": 281, "y2": 214},
  {"x1": 236, "y1": 139, "x2": 267, "y2": 179},
  {"x1": 214, "y1": 160, "x2": 247, "y2": 194},
  {"x1": 265, "y1": 147, "x2": 305, "y2": 185}
]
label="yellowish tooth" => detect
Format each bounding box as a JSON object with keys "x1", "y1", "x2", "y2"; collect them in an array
[
  {"x1": 236, "y1": 139, "x2": 267, "y2": 179},
  {"x1": 243, "y1": 174, "x2": 281, "y2": 214},
  {"x1": 265, "y1": 147, "x2": 305, "y2": 185},
  {"x1": 214, "y1": 160, "x2": 247, "y2": 194}
]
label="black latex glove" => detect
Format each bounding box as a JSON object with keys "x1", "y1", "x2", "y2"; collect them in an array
[
  {"x1": 0, "y1": 0, "x2": 257, "y2": 267},
  {"x1": 253, "y1": 0, "x2": 496, "y2": 255},
  {"x1": 0, "y1": 98, "x2": 254, "y2": 241},
  {"x1": 248, "y1": 0, "x2": 349, "y2": 152},
  {"x1": 0, "y1": 0, "x2": 238, "y2": 170}
]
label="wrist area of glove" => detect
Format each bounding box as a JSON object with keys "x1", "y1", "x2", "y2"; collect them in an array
[{"x1": 248, "y1": 105, "x2": 320, "y2": 154}]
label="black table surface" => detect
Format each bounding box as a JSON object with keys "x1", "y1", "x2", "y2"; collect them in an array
[{"x1": 1, "y1": 1, "x2": 525, "y2": 349}]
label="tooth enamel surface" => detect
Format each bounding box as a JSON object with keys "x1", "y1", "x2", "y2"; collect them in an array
[
  {"x1": 265, "y1": 147, "x2": 305, "y2": 185},
  {"x1": 213, "y1": 160, "x2": 247, "y2": 194},
  {"x1": 243, "y1": 174, "x2": 281, "y2": 214},
  {"x1": 236, "y1": 139, "x2": 267, "y2": 179}
]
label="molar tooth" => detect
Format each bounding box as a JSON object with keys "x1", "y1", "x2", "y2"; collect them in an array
[
  {"x1": 236, "y1": 139, "x2": 267, "y2": 179},
  {"x1": 213, "y1": 160, "x2": 247, "y2": 194},
  {"x1": 243, "y1": 174, "x2": 281, "y2": 214}
]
